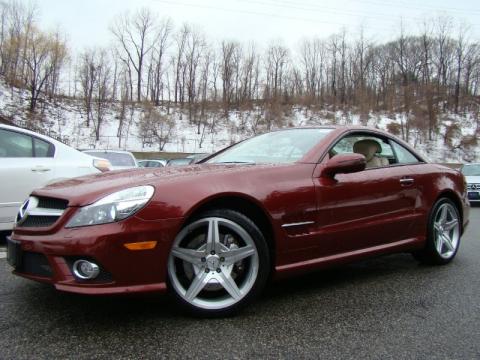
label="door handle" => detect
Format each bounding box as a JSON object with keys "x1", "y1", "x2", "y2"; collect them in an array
[
  {"x1": 31, "y1": 166, "x2": 51, "y2": 173},
  {"x1": 399, "y1": 178, "x2": 414, "y2": 186}
]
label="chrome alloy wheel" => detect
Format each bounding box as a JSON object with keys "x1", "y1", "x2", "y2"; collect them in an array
[
  {"x1": 168, "y1": 217, "x2": 259, "y2": 310},
  {"x1": 433, "y1": 202, "x2": 460, "y2": 259}
]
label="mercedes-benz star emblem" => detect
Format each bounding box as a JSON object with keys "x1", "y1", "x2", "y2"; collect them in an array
[{"x1": 16, "y1": 197, "x2": 39, "y2": 225}]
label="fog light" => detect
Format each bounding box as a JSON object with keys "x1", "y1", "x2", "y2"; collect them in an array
[{"x1": 72, "y1": 260, "x2": 100, "y2": 280}]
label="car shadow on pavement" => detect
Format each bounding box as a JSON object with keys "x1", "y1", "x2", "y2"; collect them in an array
[
  {"x1": 266, "y1": 253, "x2": 418, "y2": 296},
  {"x1": 253, "y1": 252, "x2": 443, "y2": 315},
  {"x1": 5, "y1": 252, "x2": 428, "y2": 324},
  {"x1": 32, "y1": 285, "x2": 181, "y2": 317}
]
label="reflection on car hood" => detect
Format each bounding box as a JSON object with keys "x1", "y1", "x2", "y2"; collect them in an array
[{"x1": 32, "y1": 163, "x2": 272, "y2": 206}]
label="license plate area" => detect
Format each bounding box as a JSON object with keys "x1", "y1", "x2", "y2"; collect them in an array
[
  {"x1": 6, "y1": 237, "x2": 22, "y2": 268},
  {"x1": 468, "y1": 192, "x2": 480, "y2": 200}
]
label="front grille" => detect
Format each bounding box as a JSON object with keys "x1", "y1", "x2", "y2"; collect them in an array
[
  {"x1": 467, "y1": 183, "x2": 480, "y2": 191},
  {"x1": 37, "y1": 197, "x2": 68, "y2": 210},
  {"x1": 18, "y1": 252, "x2": 52, "y2": 277},
  {"x1": 19, "y1": 216, "x2": 59, "y2": 228},
  {"x1": 16, "y1": 196, "x2": 67, "y2": 229}
]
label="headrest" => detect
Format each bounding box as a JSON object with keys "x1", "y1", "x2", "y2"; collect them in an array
[{"x1": 353, "y1": 139, "x2": 382, "y2": 162}]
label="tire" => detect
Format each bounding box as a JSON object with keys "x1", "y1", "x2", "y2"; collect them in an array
[
  {"x1": 412, "y1": 198, "x2": 461, "y2": 265},
  {"x1": 167, "y1": 209, "x2": 270, "y2": 317}
]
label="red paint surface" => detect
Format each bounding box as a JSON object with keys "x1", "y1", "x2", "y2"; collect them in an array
[{"x1": 11, "y1": 126, "x2": 470, "y2": 294}]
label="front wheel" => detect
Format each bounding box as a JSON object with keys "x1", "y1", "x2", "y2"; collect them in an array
[
  {"x1": 167, "y1": 209, "x2": 270, "y2": 316},
  {"x1": 413, "y1": 198, "x2": 461, "y2": 265}
]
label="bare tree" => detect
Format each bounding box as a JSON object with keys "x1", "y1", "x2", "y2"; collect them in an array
[
  {"x1": 78, "y1": 47, "x2": 111, "y2": 140},
  {"x1": 299, "y1": 38, "x2": 326, "y2": 101},
  {"x1": 0, "y1": 1, "x2": 37, "y2": 85},
  {"x1": 92, "y1": 50, "x2": 111, "y2": 141},
  {"x1": 173, "y1": 24, "x2": 189, "y2": 104},
  {"x1": 0, "y1": 1, "x2": 9, "y2": 75},
  {"x1": 78, "y1": 48, "x2": 96, "y2": 126},
  {"x1": 265, "y1": 42, "x2": 289, "y2": 99},
  {"x1": 23, "y1": 27, "x2": 65, "y2": 111},
  {"x1": 239, "y1": 42, "x2": 259, "y2": 104},
  {"x1": 453, "y1": 24, "x2": 469, "y2": 113},
  {"x1": 138, "y1": 103, "x2": 175, "y2": 151},
  {"x1": 111, "y1": 8, "x2": 160, "y2": 102},
  {"x1": 220, "y1": 40, "x2": 239, "y2": 108},
  {"x1": 148, "y1": 18, "x2": 172, "y2": 106}
]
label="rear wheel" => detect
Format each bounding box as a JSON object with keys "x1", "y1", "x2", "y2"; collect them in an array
[
  {"x1": 167, "y1": 209, "x2": 270, "y2": 316},
  {"x1": 413, "y1": 198, "x2": 461, "y2": 265}
]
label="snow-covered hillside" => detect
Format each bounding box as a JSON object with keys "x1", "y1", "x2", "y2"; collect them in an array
[{"x1": 1, "y1": 80, "x2": 478, "y2": 163}]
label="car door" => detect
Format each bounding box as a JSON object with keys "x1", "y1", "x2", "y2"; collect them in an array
[
  {"x1": 0, "y1": 129, "x2": 56, "y2": 227},
  {"x1": 312, "y1": 132, "x2": 418, "y2": 257}
]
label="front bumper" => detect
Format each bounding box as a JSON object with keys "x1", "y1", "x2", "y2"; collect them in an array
[{"x1": 8, "y1": 216, "x2": 183, "y2": 295}]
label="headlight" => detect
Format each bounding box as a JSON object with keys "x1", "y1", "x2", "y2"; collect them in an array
[{"x1": 66, "y1": 186, "x2": 154, "y2": 228}]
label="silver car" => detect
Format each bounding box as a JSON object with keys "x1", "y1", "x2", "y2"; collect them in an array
[{"x1": 461, "y1": 163, "x2": 480, "y2": 204}]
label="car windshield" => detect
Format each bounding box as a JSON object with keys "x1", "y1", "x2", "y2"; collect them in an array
[
  {"x1": 85, "y1": 151, "x2": 135, "y2": 166},
  {"x1": 462, "y1": 164, "x2": 480, "y2": 176},
  {"x1": 207, "y1": 128, "x2": 332, "y2": 165}
]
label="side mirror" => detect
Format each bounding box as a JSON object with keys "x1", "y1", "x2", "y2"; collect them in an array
[{"x1": 321, "y1": 153, "x2": 366, "y2": 178}]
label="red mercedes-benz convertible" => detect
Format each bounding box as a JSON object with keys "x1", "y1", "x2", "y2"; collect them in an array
[{"x1": 8, "y1": 126, "x2": 469, "y2": 316}]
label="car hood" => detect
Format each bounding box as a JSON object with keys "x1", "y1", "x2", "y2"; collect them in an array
[
  {"x1": 32, "y1": 163, "x2": 271, "y2": 207},
  {"x1": 465, "y1": 175, "x2": 480, "y2": 184},
  {"x1": 111, "y1": 165, "x2": 138, "y2": 170}
]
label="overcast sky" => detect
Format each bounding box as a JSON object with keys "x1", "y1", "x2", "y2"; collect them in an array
[{"x1": 37, "y1": 0, "x2": 480, "y2": 51}]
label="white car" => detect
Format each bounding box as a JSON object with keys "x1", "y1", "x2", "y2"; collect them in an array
[
  {"x1": 82, "y1": 150, "x2": 138, "y2": 170},
  {"x1": 461, "y1": 163, "x2": 480, "y2": 204},
  {"x1": 0, "y1": 124, "x2": 111, "y2": 231}
]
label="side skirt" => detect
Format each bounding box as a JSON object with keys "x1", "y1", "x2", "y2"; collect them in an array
[{"x1": 274, "y1": 237, "x2": 425, "y2": 279}]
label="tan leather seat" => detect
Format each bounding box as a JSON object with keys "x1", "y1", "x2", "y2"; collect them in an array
[{"x1": 353, "y1": 139, "x2": 389, "y2": 168}]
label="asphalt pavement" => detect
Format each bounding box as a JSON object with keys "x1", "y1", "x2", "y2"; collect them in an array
[{"x1": 0, "y1": 208, "x2": 479, "y2": 359}]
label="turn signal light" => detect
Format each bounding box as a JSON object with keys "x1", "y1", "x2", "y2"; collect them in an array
[{"x1": 124, "y1": 241, "x2": 157, "y2": 250}]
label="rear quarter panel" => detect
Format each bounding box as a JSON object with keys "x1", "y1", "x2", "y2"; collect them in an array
[{"x1": 409, "y1": 163, "x2": 469, "y2": 236}]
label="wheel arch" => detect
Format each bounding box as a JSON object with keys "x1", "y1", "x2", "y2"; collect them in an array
[{"x1": 182, "y1": 193, "x2": 276, "y2": 267}]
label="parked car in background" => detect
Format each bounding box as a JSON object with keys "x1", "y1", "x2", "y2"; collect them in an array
[
  {"x1": 0, "y1": 124, "x2": 111, "y2": 231},
  {"x1": 461, "y1": 163, "x2": 480, "y2": 204},
  {"x1": 166, "y1": 158, "x2": 194, "y2": 166},
  {"x1": 138, "y1": 159, "x2": 166, "y2": 168},
  {"x1": 186, "y1": 153, "x2": 210, "y2": 163},
  {"x1": 82, "y1": 150, "x2": 137, "y2": 170},
  {"x1": 8, "y1": 127, "x2": 469, "y2": 316}
]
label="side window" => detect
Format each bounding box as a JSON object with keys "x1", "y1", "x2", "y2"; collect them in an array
[
  {"x1": 0, "y1": 129, "x2": 33, "y2": 157},
  {"x1": 391, "y1": 141, "x2": 420, "y2": 164},
  {"x1": 330, "y1": 134, "x2": 394, "y2": 168},
  {"x1": 33, "y1": 137, "x2": 53, "y2": 157}
]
